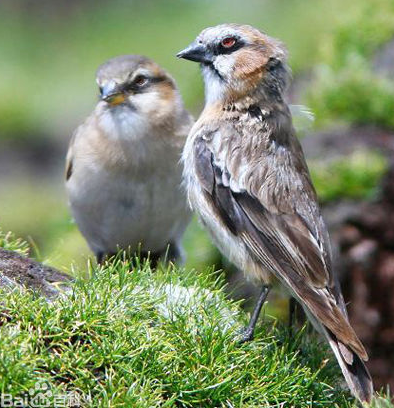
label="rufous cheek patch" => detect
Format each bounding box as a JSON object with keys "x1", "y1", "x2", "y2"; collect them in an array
[{"x1": 233, "y1": 49, "x2": 267, "y2": 82}]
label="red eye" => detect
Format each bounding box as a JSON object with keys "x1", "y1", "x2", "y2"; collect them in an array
[
  {"x1": 221, "y1": 37, "x2": 236, "y2": 48},
  {"x1": 134, "y1": 75, "x2": 148, "y2": 86}
]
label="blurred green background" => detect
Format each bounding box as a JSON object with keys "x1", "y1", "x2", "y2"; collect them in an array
[{"x1": 0, "y1": 0, "x2": 393, "y2": 275}]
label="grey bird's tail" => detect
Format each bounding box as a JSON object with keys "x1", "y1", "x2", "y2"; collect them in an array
[{"x1": 321, "y1": 324, "x2": 373, "y2": 403}]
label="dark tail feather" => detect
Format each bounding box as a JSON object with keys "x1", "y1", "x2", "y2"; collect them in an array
[{"x1": 324, "y1": 328, "x2": 373, "y2": 403}]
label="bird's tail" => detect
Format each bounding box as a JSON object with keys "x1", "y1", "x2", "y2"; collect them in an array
[
  {"x1": 320, "y1": 323, "x2": 373, "y2": 403},
  {"x1": 283, "y1": 269, "x2": 373, "y2": 403}
]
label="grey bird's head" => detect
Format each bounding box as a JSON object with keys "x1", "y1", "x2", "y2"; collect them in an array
[
  {"x1": 177, "y1": 24, "x2": 290, "y2": 103},
  {"x1": 96, "y1": 55, "x2": 181, "y2": 124}
]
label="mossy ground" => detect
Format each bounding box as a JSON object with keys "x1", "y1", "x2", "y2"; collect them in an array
[{"x1": 1, "y1": 233, "x2": 393, "y2": 407}]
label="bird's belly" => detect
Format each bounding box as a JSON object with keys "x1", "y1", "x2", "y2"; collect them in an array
[{"x1": 68, "y1": 168, "x2": 189, "y2": 254}]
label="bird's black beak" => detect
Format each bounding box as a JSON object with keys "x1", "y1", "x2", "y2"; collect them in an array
[
  {"x1": 176, "y1": 41, "x2": 213, "y2": 64},
  {"x1": 100, "y1": 81, "x2": 126, "y2": 106}
]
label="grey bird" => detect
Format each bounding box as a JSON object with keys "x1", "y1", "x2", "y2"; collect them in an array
[
  {"x1": 66, "y1": 55, "x2": 193, "y2": 264},
  {"x1": 178, "y1": 24, "x2": 373, "y2": 403}
]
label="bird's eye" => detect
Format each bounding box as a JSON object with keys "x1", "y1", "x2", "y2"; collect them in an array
[
  {"x1": 221, "y1": 37, "x2": 236, "y2": 49},
  {"x1": 134, "y1": 75, "x2": 148, "y2": 87}
]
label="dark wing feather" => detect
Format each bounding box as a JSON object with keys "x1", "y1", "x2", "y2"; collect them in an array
[
  {"x1": 194, "y1": 136, "x2": 367, "y2": 360},
  {"x1": 236, "y1": 193, "x2": 328, "y2": 287},
  {"x1": 196, "y1": 136, "x2": 329, "y2": 287},
  {"x1": 65, "y1": 157, "x2": 73, "y2": 181},
  {"x1": 65, "y1": 131, "x2": 77, "y2": 182},
  {"x1": 194, "y1": 135, "x2": 214, "y2": 194}
]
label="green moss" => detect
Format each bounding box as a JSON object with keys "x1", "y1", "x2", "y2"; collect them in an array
[
  {"x1": 370, "y1": 395, "x2": 394, "y2": 408},
  {"x1": 310, "y1": 149, "x2": 388, "y2": 202},
  {"x1": 329, "y1": 0, "x2": 394, "y2": 67},
  {"x1": 0, "y1": 255, "x2": 357, "y2": 407},
  {"x1": 0, "y1": 248, "x2": 392, "y2": 406},
  {"x1": 0, "y1": 229, "x2": 29, "y2": 256},
  {"x1": 1, "y1": 231, "x2": 393, "y2": 406},
  {"x1": 309, "y1": 58, "x2": 394, "y2": 129},
  {"x1": 308, "y1": 0, "x2": 394, "y2": 129}
]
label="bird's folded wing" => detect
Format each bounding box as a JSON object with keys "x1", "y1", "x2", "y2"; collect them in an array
[
  {"x1": 194, "y1": 135, "x2": 367, "y2": 361},
  {"x1": 65, "y1": 139, "x2": 75, "y2": 181},
  {"x1": 65, "y1": 126, "x2": 80, "y2": 182}
]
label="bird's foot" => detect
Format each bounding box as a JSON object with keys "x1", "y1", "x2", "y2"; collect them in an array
[{"x1": 238, "y1": 326, "x2": 255, "y2": 344}]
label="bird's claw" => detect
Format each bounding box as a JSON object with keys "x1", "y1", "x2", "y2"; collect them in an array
[{"x1": 238, "y1": 327, "x2": 254, "y2": 344}]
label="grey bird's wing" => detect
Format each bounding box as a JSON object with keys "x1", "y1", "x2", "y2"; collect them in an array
[
  {"x1": 65, "y1": 135, "x2": 75, "y2": 181},
  {"x1": 65, "y1": 124, "x2": 82, "y2": 182},
  {"x1": 192, "y1": 121, "x2": 368, "y2": 362}
]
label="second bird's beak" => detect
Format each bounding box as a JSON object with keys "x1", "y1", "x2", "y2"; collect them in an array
[
  {"x1": 101, "y1": 81, "x2": 126, "y2": 106},
  {"x1": 176, "y1": 41, "x2": 213, "y2": 64}
]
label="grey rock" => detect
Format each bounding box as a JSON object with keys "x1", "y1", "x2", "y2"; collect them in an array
[
  {"x1": 0, "y1": 248, "x2": 72, "y2": 299},
  {"x1": 373, "y1": 37, "x2": 394, "y2": 81}
]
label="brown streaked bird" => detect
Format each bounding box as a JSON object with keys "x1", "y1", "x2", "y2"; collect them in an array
[
  {"x1": 66, "y1": 55, "x2": 193, "y2": 264},
  {"x1": 178, "y1": 24, "x2": 373, "y2": 403}
]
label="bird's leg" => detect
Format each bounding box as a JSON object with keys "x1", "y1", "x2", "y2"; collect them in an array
[
  {"x1": 157, "y1": 242, "x2": 183, "y2": 266},
  {"x1": 163, "y1": 242, "x2": 182, "y2": 264},
  {"x1": 289, "y1": 297, "x2": 296, "y2": 329},
  {"x1": 96, "y1": 251, "x2": 118, "y2": 265},
  {"x1": 240, "y1": 284, "x2": 271, "y2": 343},
  {"x1": 142, "y1": 243, "x2": 182, "y2": 269},
  {"x1": 139, "y1": 250, "x2": 160, "y2": 269},
  {"x1": 288, "y1": 297, "x2": 306, "y2": 336},
  {"x1": 96, "y1": 251, "x2": 105, "y2": 265}
]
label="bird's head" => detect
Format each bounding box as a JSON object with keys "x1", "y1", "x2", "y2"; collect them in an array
[
  {"x1": 96, "y1": 55, "x2": 180, "y2": 124},
  {"x1": 177, "y1": 24, "x2": 290, "y2": 104}
]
